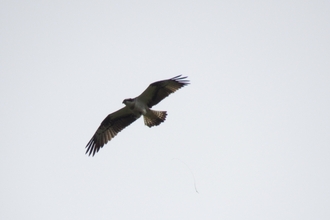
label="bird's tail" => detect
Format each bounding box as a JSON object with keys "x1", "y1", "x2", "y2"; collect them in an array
[{"x1": 144, "y1": 110, "x2": 167, "y2": 127}]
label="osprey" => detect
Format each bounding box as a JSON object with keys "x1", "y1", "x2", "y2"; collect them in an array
[{"x1": 86, "y1": 75, "x2": 189, "y2": 156}]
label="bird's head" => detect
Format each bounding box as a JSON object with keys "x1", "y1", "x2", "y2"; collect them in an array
[{"x1": 122, "y1": 98, "x2": 134, "y2": 106}]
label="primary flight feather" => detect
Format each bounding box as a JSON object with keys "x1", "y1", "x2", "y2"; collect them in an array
[{"x1": 86, "y1": 75, "x2": 189, "y2": 156}]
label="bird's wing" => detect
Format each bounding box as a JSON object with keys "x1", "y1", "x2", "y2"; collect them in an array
[
  {"x1": 86, "y1": 106, "x2": 139, "y2": 156},
  {"x1": 137, "y1": 75, "x2": 189, "y2": 108}
]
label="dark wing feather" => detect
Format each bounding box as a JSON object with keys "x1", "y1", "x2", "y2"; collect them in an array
[
  {"x1": 138, "y1": 75, "x2": 189, "y2": 108},
  {"x1": 86, "y1": 106, "x2": 138, "y2": 156}
]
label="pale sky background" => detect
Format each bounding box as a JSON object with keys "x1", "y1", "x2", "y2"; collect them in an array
[{"x1": 1, "y1": 1, "x2": 330, "y2": 219}]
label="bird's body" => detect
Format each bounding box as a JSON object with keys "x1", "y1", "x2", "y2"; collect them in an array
[
  {"x1": 123, "y1": 98, "x2": 147, "y2": 116},
  {"x1": 86, "y1": 75, "x2": 189, "y2": 156}
]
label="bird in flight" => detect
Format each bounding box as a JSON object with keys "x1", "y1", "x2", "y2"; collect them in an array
[{"x1": 86, "y1": 75, "x2": 189, "y2": 156}]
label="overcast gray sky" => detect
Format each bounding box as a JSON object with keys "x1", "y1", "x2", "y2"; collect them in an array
[{"x1": 1, "y1": 0, "x2": 330, "y2": 219}]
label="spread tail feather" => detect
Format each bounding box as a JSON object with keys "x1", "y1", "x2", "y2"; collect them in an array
[{"x1": 144, "y1": 110, "x2": 167, "y2": 127}]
